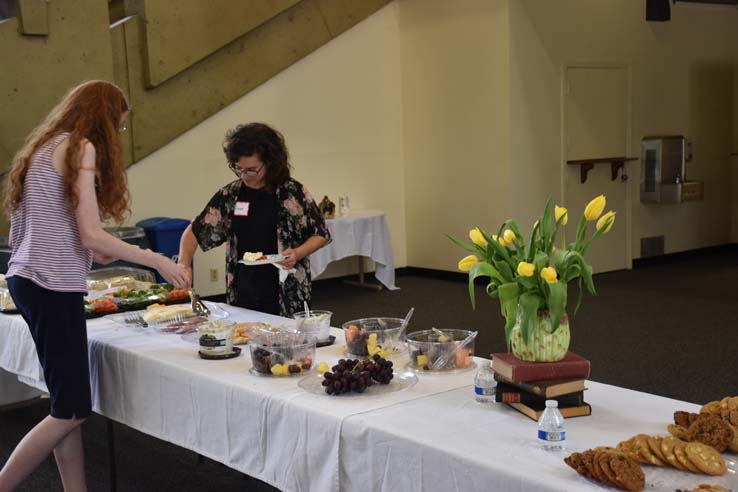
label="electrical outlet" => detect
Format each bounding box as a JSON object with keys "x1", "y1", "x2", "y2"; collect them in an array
[{"x1": 209, "y1": 268, "x2": 218, "y2": 282}]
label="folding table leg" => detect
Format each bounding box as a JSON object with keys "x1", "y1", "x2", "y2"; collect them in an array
[
  {"x1": 342, "y1": 256, "x2": 383, "y2": 291},
  {"x1": 107, "y1": 418, "x2": 118, "y2": 492}
]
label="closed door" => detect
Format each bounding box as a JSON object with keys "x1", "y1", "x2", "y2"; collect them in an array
[{"x1": 564, "y1": 66, "x2": 630, "y2": 273}]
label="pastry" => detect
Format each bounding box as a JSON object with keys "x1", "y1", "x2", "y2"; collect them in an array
[
  {"x1": 634, "y1": 434, "x2": 665, "y2": 466},
  {"x1": 675, "y1": 411, "x2": 701, "y2": 428},
  {"x1": 669, "y1": 423, "x2": 690, "y2": 441},
  {"x1": 687, "y1": 415, "x2": 733, "y2": 453},
  {"x1": 647, "y1": 435, "x2": 667, "y2": 462},
  {"x1": 674, "y1": 439, "x2": 701, "y2": 473},
  {"x1": 607, "y1": 452, "x2": 645, "y2": 492},
  {"x1": 660, "y1": 436, "x2": 686, "y2": 470},
  {"x1": 685, "y1": 442, "x2": 727, "y2": 476}
]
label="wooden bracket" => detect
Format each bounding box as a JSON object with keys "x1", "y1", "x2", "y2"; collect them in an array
[{"x1": 567, "y1": 157, "x2": 637, "y2": 184}]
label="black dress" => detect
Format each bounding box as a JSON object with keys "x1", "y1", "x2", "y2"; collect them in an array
[{"x1": 233, "y1": 184, "x2": 280, "y2": 314}]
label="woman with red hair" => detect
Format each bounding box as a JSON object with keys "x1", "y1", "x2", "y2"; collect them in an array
[{"x1": 0, "y1": 81, "x2": 189, "y2": 492}]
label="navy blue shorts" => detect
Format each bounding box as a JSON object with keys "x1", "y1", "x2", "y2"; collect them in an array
[{"x1": 8, "y1": 275, "x2": 92, "y2": 419}]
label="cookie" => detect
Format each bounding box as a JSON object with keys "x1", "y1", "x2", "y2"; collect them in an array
[
  {"x1": 687, "y1": 415, "x2": 733, "y2": 453},
  {"x1": 661, "y1": 436, "x2": 687, "y2": 470},
  {"x1": 647, "y1": 436, "x2": 667, "y2": 462},
  {"x1": 685, "y1": 442, "x2": 727, "y2": 476},
  {"x1": 675, "y1": 410, "x2": 701, "y2": 428},
  {"x1": 701, "y1": 401, "x2": 722, "y2": 415},
  {"x1": 617, "y1": 440, "x2": 644, "y2": 463},
  {"x1": 597, "y1": 452, "x2": 621, "y2": 488},
  {"x1": 564, "y1": 452, "x2": 592, "y2": 479},
  {"x1": 590, "y1": 451, "x2": 614, "y2": 486},
  {"x1": 582, "y1": 450, "x2": 608, "y2": 484},
  {"x1": 674, "y1": 439, "x2": 701, "y2": 473},
  {"x1": 727, "y1": 423, "x2": 738, "y2": 453},
  {"x1": 635, "y1": 434, "x2": 665, "y2": 466},
  {"x1": 668, "y1": 423, "x2": 690, "y2": 441},
  {"x1": 607, "y1": 452, "x2": 645, "y2": 492}
]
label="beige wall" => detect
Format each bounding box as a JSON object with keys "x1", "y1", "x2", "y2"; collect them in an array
[
  {"x1": 399, "y1": 0, "x2": 511, "y2": 271},
  {"x1": 125, "y1": 3, "x2": 405, "y2": 296},
  {"x1": 509, "y1": 0, "x2": 738, "y2": 259}
]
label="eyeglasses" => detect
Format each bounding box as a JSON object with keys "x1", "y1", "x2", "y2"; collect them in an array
[{"x1": 229, "y1": 163, "x2": 264, "y2": 177}]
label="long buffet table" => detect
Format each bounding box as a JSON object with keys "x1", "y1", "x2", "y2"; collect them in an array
[{"x1": 0, "y1": 306, "x2": 734, "y2": 492}]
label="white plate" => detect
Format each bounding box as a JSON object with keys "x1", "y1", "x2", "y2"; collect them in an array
[
  {"x1": 298, "y1": 370, "x2": 418, "y2": 398},
  {"x1": 238, "y1": 254, "x2": 288, "y2": 266},
  {"x1": 404, "y1": 360, "x2": 477, "y2": 375}
]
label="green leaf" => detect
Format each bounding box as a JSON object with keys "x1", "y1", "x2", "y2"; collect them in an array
[
  {"x1": 533, "y1": 250, "x2": 549, "y2": 273},
  {"x1": 492, "y1": 259, "x2": 514, "y2": 282},
  {"x1": 519, "y1": 292, "x2": 541, "y2": 344},
  {"x1": 540, "y1": 199, "x2": 553, "y2": 250},
  {"x1": 467, "y1": 262, "x2": 505, "y2": 309},
  {"x1": 527, "y1": 221, "x2": 541, "y2": 262},
  {"x1": 553, "y1": 247, "x2": 567, "y2": 272},
  {"x1": 548, "y1": 214, "x2": 568, "y2": 254},
  {"x1": 575, "y1": 213, "x2": 588, "y2": 248},
  {"x1": 447, "y1": 234, "x2": 486, "y2": 257},
  {"x1": 515, "y1": 275, "x2": 538, "y2": 291},
  {"x1": 498, "y1": 282, "x2": 520, "y2": 350},
  {"x1": 546, "y1": 281, "x2": 567, "y2": 332},
  {"x1": 486, "y1": 282, "x2": 500, "y2": 299},
  {"x1": 574, "y1": 276, "x2": 585, "y2": 316}
]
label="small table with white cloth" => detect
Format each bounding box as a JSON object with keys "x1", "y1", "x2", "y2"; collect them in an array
[
  {"x1": 0, "y1": 307, "x2": 730, "y2": 492},
  {"x1": 310, "y1": 210, "x2": 398, "y2": 290}
]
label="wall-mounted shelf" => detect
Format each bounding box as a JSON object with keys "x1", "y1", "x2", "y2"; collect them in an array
[{"x1": 567, "y1": 157, "x2": 638, "y2": 183}]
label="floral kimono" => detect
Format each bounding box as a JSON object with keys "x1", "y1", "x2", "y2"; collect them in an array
[{"x1": 191, "y1": 178, "x2": 330, "y2": 316}]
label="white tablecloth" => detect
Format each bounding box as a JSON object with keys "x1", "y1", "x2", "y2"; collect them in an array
[
  {"x1": 310, "y1": 210, "x2": 398, "y2": 290},
  {"x1": 1, "y1": 309, "x2": 733, "y2": 492}
]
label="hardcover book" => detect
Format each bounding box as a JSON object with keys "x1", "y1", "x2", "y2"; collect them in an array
[{"x1": 491, "y1": 352, "x2": 590, "y2": 383}]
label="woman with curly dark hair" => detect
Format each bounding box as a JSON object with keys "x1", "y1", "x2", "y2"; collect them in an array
[
  {"x1": 178, "y1": 123, "x2": 330, "y2": 316},
  {"x1": 0, "y1": 80, "x2": 189, "y2": 492}
]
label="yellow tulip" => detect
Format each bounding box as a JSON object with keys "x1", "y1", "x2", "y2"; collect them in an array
[
  {"x1": 497, "y1": 236, "x2": 506, "y2": 247},
  {"x1": 458, "y1": 255, "x2": 478, "y2": 272},
  {"x1": 540, "y1": 266, "x2": 558, "y2": 284},
  {"x1": 503, "y1": 229, "x2": 516, "y2": 246},
  {"x1": 517, "y1": 261, "x2": 535, "y2": 277},
  {"x1": 596, "y1": 211, "x2": 616, "y2": 234},
  {"x1": 584, "y1": 195, "x2": 606, "y2": 221},
  {"x1": 469, "y1": 228, "x2": 488, "y2": 248},
  {"x1": 555, "y1": 205, "x2": 568, "y2": 226}
]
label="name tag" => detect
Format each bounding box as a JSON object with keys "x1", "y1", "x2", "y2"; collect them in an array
[{"x1": 234, "y1": 201, "x2": 250, "y2": 216}]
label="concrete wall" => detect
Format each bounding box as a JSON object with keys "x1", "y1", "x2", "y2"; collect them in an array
[
  {"x1": 508, "y1": 0, "x2": 738, "y2": 259},
  {"x1": 126, "y1": 4, "x2": 405, "y2": 296}
]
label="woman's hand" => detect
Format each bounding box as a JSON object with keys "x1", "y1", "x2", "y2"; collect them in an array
[
  {"x1": 155, "y1": 256, "x2": 191, "y2": 289},
  {"x1": 278, "y1": 248, "x2": 301, "y2": 269}
]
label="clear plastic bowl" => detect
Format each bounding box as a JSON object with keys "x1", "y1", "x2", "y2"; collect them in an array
[
  {"x1": 293, "y1": 310, "x2": 332, "y2": 340},
  {"x1": 341, "y1": 317, "x2": 406, "y2": 358},
  {"x1": 249, "y1": 330, "x2": 316, "y2": 376},
  {"x1": 405, "y1": 329, "x2": 475, "y2": 372},
  {"x1": 197, "y1": 320, "x2": 235, "y2": 356}
]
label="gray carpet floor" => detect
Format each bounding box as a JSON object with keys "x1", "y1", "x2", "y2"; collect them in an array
[{"x1": 2, "y1": 251, "x2": 737, "y2": 491}]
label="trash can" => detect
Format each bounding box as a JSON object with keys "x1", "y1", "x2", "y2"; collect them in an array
[
  {"x1": 93, "y1": 226, "x2": 152, "y2": 271},
  {"x1": 136, "y1": 217, "x2": 191, "y2": 282}
]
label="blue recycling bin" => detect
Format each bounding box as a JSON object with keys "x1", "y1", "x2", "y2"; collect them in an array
[{"x1": 136, "y1": 217, "x2": 191, "y2": 283}]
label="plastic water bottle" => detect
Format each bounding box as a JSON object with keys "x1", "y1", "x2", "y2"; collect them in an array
[
  {"x1": 474, "y1": 360, "x2": 496, "y2": 403},
  {"x1": 538, "y1": 400, "x2": 566, "y2": 450}
]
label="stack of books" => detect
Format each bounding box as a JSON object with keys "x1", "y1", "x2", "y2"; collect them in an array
[{"x1": 490, "y1": 351, "x2": 591, "y2": 421}]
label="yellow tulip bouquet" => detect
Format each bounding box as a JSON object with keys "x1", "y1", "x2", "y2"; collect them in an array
[{"x1": 449, "y1": 196, "x2": 615, "y2": 352}]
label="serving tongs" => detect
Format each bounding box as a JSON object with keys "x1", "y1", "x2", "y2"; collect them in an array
[{"x1": 190, "y1": 289, "x2": 210, "y2": 317}]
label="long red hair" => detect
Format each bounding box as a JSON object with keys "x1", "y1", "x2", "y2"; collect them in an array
[{"x1": 4, "y1": 80, "x2": 131, "y2": 223}]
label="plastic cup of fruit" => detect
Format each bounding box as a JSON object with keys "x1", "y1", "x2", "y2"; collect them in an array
[
  {"x1": 293, "y1": 310, "x2": 332, "y2": 341},
  {"x1": 405, "y1": 329, "x2": 475, "y2": 372},
  {"x1": 197, "y1": 320, "x2": 236, "y2": 356},
  {"x1": 341, "y1": 317, "x2": 406, "y2": 359},
  {"x1": 249, "y1": 330, "x2": 317, "y2": 376}
]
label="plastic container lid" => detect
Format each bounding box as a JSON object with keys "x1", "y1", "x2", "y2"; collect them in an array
[
  {"x1": 104, "y1": 226, "x2": 146, "y2": 240},
  {"x1": 545, "y1": 400, "x2": 558, "y2": 408},
  {"x1": 136, "y1": 217, "x2": 191, "y2": 232}
]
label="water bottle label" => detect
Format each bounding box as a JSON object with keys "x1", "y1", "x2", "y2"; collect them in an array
[
  {"x1": 538, "y1": 430, "x2": 565, "y2": 442},
  {"x1": 475, "y1": 385, "x2": 495, "y2": 396}
]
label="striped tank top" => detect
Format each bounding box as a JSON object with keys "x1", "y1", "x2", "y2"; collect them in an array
[{"x1": 7, "y1": 132, "x2": 93, "y2": 292}]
